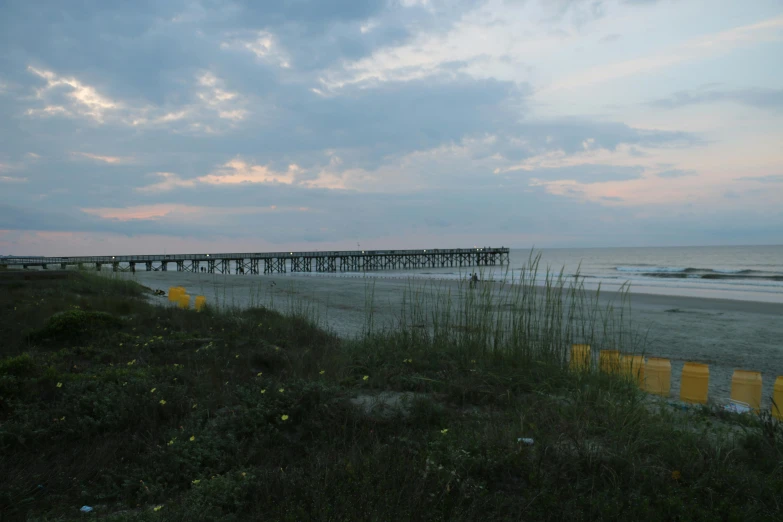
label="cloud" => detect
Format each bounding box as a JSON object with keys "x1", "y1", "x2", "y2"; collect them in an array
[
  {"x1": 518, "y1": 164, "x2": 645, "y2": 183},
  {"x1": 136, "y1": 160, "x2": 302, "y2": 193},
  {"x1": 27, "y1": 66, "x2": 121, "y2": 123},
  {"x1": 656, "y1": 169, "x2": 697, "y2": 178},
  {"x1": 197, "y1": 159, "x2": 300, "y2": 185},
  {"x1": 74, "y1": 152, "x2": 131, "y2": 164},
  {"x1": 136, "y1": 172, "x2": 196, "y2": 193},
  {"x1": 0, "y1": 176, "x2": 28, "y2": 183},
  {"x1": 545, "y1": 15, "x2": 783, "y2": 92},
  {"x1": 23, "y1": 65, "x2": 248, "y2": 133},
  {"x1": 740, "y1": 174, "x2": 783, "y2": 183},
  {"x1": 650, "y1": 87, "x2": 783, "y2": 110},
  {"x1": 80, "y1": 204, "x2": 202, "y2": 221}
]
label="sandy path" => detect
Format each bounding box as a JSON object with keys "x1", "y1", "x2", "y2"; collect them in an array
[{"x1": 125, "y1": 271, "x2": 783, "y2": 407}]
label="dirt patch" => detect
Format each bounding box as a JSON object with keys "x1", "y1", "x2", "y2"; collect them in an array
[{"x1": 349, "y1": 391, "x2": 430, "y2": 419}]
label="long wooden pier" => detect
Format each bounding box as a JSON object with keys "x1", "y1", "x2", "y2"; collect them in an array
[{"x1": 0, "y1": 247, "x2": 510, "y2": 274}]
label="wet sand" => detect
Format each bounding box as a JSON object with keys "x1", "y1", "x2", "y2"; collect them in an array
[{"x1": 126, "y1": 271, "x2": 783, "y2": 407}]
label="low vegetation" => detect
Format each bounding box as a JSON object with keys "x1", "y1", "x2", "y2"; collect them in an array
[{"x1": 0, "y1": 264, "x2": 781, "y2": 521}]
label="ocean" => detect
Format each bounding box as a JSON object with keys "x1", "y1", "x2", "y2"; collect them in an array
[
  {"x1": 509, "y1": 244, "x2": 783, "y2": 304},
  {"x1": 327, "y1": 245, "x2": 783, "y2": 304}
]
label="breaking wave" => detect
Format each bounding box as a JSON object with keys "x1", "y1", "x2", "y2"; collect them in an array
[{"x1": 615, "y1": 266, "x2": 783, "y2": 282}]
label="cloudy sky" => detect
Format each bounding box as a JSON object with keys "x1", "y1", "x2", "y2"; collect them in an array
[{"x1": 1, "y1": 0, "x2": 781, "y2": 255}]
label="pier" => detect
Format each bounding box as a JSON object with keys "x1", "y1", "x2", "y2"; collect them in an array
[{"x1": 0, "y1": 247, "x2": 510, "y2": 274}]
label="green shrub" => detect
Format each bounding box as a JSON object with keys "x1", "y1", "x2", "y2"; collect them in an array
[
  {"x1": 0, "y1": 353, "x2": 37, "y2": 377},
  {"x1": 29, "y1": 310, "x2": 123, "y2": 344}
]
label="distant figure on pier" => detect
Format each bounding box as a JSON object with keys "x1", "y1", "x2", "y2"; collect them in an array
[
  {"x1": 470, "y1": 272, "x2": 479, "y2": 289},
  {"x1": 131, "y1": 265, "x2": 135, "y2": 274}
]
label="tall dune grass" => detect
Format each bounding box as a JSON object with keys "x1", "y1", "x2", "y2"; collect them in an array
[{"x1": 360, "y1": 251, "x2": 646, "y2": 370}]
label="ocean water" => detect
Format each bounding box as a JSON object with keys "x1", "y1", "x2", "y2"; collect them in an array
[
  {"x1": 510, "y1": 245, "x2": 783, "y2": 303},
  {"x1": 339, "y1": 245, "x2": 783, "y2": 304}
]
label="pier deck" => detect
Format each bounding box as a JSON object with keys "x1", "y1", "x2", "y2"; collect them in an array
[{"x1": 1, "y1": 247, "x2": 510, "y2": 274}]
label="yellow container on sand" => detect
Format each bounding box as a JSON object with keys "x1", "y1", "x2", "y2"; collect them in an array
[
  {"x1": 570, "y1": 344, "x2": 591, "y2": 372},
  {"x1": 599, "y1": 350, "x2": 620, "y2": 374},
  {"x1": 680, "y1": 362, "x2": 709, "y2": 404},
  {"x1": 177, "y1": 293, "x2": 191, "y2": 309},
  {"x1": 730, "y1": 370, "x2": 762, "y2": 411},
  {"x1": 644, "y1": 357, "x2": 671, "y2": 397},
  {"x1": 168, "y1": 286, "x2": 186, "y2": 302},
  {"x1": 621, "y1": 355, "x2": 645, "y2": 385},
  {"x1": 772, "y1": 376, "x2": 783, "y2": 420},
  {"x1": 194, "y1": 295, "x2": 206, "y2": 312}
]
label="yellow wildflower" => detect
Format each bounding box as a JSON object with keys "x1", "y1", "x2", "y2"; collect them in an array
[
  {"x1": 278, "y1": 388, "x2": 284, "y2": 393},
  {"x1": 362, "y1": 375, "x2": 369, "y2": 381},
  {"x1": 441, "y1": 429, "x2": 448, "y2": 434},
  {"x1": 127, "y1": 359, "x2": 136, "y2": 366},
  {"x1": 672, "y1": 470, "x2": 681, "y2": 480},
  {"x1": 159, "y1": 399, "x2": 167, "y2": 405},
  {"x1": 192, "y1": 403, "x2": 198, "y2": 408},
  {"x1": 56, "y1": 382, "x2": 63, "y2": 388},
  {"x1": 235, "y1": 355, "x2": 239, "y2": 359},
  {"x1": 319, "y1": 370, "x2": 325, "y2": 375},
  {"x1": 189, "y1": 435, "x2": 195, "y2": 442},
  {"x1": 192, "y1": 479, "x2": 200, "y2": 485},
  {"x1": 257, "y1": 372, "x2": 263, "y2": 377},
  {"x1": 241, "y1": 472, "x2": 246, "y2": 477},
  {"x1": 153, "y1": 505, "x2": 162, "y2": 512},
  {"x1": 150, "y1": 388, "x2": 156, "y2": 393},
  {"x1": 281, "y1": 414, "x2": 289, "y2": 421},
  {"x1": 119, "y1": 343, "x2": 123, "y2": 347},
  {"x1": 261, "y1": 389, "x2": 266, "y2": 394},
  {"x1": 60, "y1": 416, "x2": 65, "y2": 421}
]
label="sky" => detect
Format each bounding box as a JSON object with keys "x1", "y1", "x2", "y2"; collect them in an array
[{"x1": 1, "y1": 0, "x2": 782, "y2": 256}]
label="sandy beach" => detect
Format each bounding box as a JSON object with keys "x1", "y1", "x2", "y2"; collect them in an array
[{"x1": 125, "y1": 271, "x2": 783, "y2": 407}]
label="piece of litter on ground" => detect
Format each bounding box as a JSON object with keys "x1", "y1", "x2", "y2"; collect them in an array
[
  {"x1": 723, "y1": 401, "x2": 751, "y2": 414},
  {"x1": 517, "y1": 437, "x2": 534, "y2": 445},
  {"x1": 80, "y1": 505, "x2": 93, "y2": 513}
]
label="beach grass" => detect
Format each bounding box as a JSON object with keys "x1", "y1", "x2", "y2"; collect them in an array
[{"x1": 0, "y1": 266, "x2": 781, "y2": 521}]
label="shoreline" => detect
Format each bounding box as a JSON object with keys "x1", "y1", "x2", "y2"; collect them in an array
[{"x1": 122, "y1": 271, "x2": 783, "y2": 406}]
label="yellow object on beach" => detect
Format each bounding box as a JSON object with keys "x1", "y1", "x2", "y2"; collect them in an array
[
  {"x1": 599, "y1": 350, "x2": 620, "y2": 374},
  {"x1": 680, "y1": 362, "x2": 709, "y2": 404},
  {"x1": 194, "y1": 295, "x2": 206, "y2": 312},
  {"x1": 644, "y1": 357, "x2": 671, "y2": 397},
  {"x1": 168, "y1": 286, "x2": 185, "y2": 302},
  {"x1": 772, "y1": 376, "x2": 783, "y2": 420},
  {"x1": 570, "y1": 344, "x2": 591, "y2": 372},
  {"x1": 177, "y1": 294, "x2": 191, "y2": 309},
  {"x1": 621, "y1": 355, "x2": 645, "y2": 386},
  {"x1": 730, "y1": 370, "x2": 762, "y2": 411}
]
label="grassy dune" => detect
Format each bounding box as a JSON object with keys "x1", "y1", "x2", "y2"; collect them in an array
[{"x1": 0, "y1": 263, "x2": 781, "y2": 521}]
